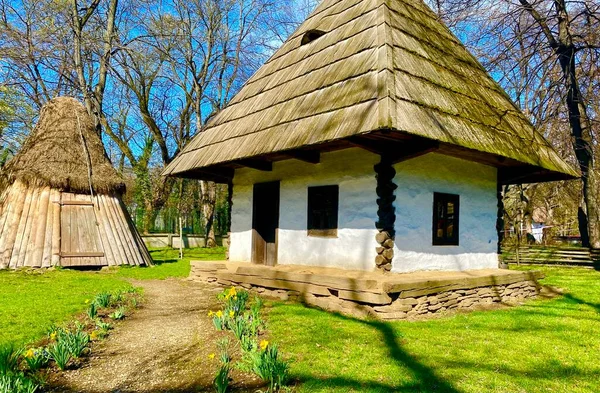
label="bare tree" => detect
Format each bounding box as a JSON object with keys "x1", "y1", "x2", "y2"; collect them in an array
[{"x1": 431, "y1": 0, "x2": 599, "y2": 247}]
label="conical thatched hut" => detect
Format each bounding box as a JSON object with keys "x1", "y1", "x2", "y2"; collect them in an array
[{"x1": 0, "y1": 97, "x2": 152, "y2": 269}]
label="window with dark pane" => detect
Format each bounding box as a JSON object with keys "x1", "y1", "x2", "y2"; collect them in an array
[
  {"x1": 307, "y1": 185, "x2": 339, "y2": 237},
  {"x1": 432, "y1": 192, "x2": 459, "y2": 246}
]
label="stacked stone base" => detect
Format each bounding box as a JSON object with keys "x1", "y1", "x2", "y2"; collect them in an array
[
  {"x1": 371, "y1": 281, "x2": 540, "y2": 320},
  {"x1": 191, "y1": 262, "x2": 544, "y2": 321}
]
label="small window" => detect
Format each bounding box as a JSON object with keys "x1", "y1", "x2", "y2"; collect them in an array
[
  {"x1": 432, "y1": 192, "x2": 459, "y2": 246},
  {"x1": 301, "y1": 29, "x2": 326, "y2": 45},
  {"x1": 307, "y1": 185, "x2": 339, "y2": 237}
]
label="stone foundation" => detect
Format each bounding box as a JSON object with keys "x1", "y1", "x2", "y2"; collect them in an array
[{"x1": 191, "y1": 262, "x2": 544, "y2": 321}]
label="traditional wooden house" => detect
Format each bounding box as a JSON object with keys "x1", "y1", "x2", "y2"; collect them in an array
[
  {"x1": 0, "y1": 97, "x2": 152, "y2": 269},
  {"x1": 164, "y1": 0, "x2": 577, "y2": 275}
]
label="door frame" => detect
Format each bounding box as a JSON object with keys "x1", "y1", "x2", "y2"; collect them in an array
[{"x1": 251, "y1": 181, "x2": 280, "y2": 266}]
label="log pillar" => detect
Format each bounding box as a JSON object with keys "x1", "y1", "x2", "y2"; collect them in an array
[
  {"x1": 497, "y1": 182, "x2": 507, "y2": 269},
  {"x1": 374, "y1": 157, "x2": 397, "y2": 272},
  {"x1": 226, "y1": 180, "x2": 233, "y2": 260}
]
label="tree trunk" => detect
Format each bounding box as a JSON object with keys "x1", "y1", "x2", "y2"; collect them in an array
[
  {"x1": 551, "y1": 0, "x2": 599, "y2": 248},
  {"x1": 142, "y1": 200, "x2": 158, "y2": 234},
  {"x1": 556, "y1": 45, "x2": 599, "y2": 247},
  {"x1": 200, "y1": 180, "x2": 217, "y2": 247}
]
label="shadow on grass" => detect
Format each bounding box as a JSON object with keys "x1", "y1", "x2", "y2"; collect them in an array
[
  {"x1": 562, "y1": 293, "x2": 600, "y2": 313},
  {"x1": 293, "y1": 309, "x2": 462, "y2": 393}
]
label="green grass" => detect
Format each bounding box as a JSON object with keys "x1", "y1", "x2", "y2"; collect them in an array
[
  {"x1": 0, "y1": 270, "x2": 131, "y2": 347},
  {"x1": 113, "y1": 247, "x2": 226, "y2": 280},
  {"x1": 0, "y1": 247, "x2": 225, "y2": 347},
  {"x1": 268, "y1": 267, "x2": 600, "y2": 393}
]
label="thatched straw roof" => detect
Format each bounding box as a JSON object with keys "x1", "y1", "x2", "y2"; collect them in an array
[
  {"x1": 164, "y1": 0, "x2": 578, "y2": 181},
  {"x1": 2, "y1": 97, "x2": 124, "y2": 194}
]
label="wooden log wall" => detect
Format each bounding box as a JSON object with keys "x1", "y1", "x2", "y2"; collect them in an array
[{"x1": 0, "y1": 180, "x2": 152, "y2": 269}]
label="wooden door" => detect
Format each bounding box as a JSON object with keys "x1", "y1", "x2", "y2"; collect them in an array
[
  {"x1": 59, "y1": 193, "x2": 105, "y2": 267},
  {"x1": 251, "y1": 181, "x2": 280, "y2": 266}
]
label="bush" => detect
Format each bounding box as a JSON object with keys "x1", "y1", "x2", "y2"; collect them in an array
[
  {"x1": 0, "y1": 372, "x2": 39, "y2": 393},
  {"x1": 47, "y1": 341, "x2": 71, "y2": 371},
  {"x1": 94, "y1": 292, "x2": 112, "y2": 308},
  {"x1": 213, "y1": 339, "x2": 231, "y2": 393},
  {"x1": 218, "y1": 287, "x2": 249, "y2": 318},
  {"x1": 86, "y1": 302, "x2": 97, "y2": 320},
  {"x1": 57, "y1": 328, "x2": 90, "y2": 358},
  {"x1": 0, "y1": 344, "x2": 21, "y2": 375},
  {"x1": 22, "y1": 348, "x2": 48, "y2": 372},
  {"x1": 251, "y1": 343, "x2": 289, "y2": 393},
  {"x1": 95, "y1": 320, "x2": 112, "y2": 331},
  {"x1": 109, "y1": 307, "x2": 126, "y2": 320}
]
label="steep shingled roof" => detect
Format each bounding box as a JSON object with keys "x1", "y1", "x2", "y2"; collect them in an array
[{"x1": 163, "y1": 0, "x2": 578, "y2": 180}]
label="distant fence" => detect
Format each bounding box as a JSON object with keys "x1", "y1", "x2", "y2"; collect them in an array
[
  {"x1": 501, "y1": 244, "x2": 600, "y2": 268},
  {"x1": 141, "y1": 234, "x2": 229, "y2": 249}
]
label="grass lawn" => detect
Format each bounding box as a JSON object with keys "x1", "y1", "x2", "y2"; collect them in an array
[
  {"x1": 0, "y1": 247, "x2": 223, "y2": 347},
  {"x1": 114, "y1": 246, "x2": 226, "y2": 280},
  {"x1": 268, "y1": 266, "x2": 600, "y2": 393},
  {"x1": 0, "y1": 269, "x2": 131, "y2": 347}
]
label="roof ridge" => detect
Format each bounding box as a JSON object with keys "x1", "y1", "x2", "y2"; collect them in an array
[{"x1": 376, "y1": 0, "x2": 396, "y2": 130}]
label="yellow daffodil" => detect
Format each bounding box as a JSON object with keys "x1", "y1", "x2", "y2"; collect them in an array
[
  {"x1": 228, "y1": 310, "x2": 235, "y2": 318},
  {"x1": 216, "y1": 310, "x2": 223, "y2": 318},
  {"x1": 228, "y1": 287, "x2": 237, "y2": 297},
  {"x1": 24, "y1": 349, "x2": 35, "y2": 359},
  {"x1": 90, "y1": 331, "x2": 99, "y2": 340},
  {"x1": 208, "y1": 310, "x2": 214, "y2": 317},
  {"x1": 208, "y1": 353, "x2": 216, "y2": 360},
  {"x1": 260, "y1": 340, "x2": 269, "y2": 350},
  {"x1": 50, "y1": 332, "x2": 57, "y2": 340}
]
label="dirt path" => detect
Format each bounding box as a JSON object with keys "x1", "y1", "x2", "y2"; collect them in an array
[{"x1": 48, "y1": 279, "x2": 249, "y2": 393}]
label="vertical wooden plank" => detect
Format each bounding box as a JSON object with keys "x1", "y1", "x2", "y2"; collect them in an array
[
  {"x1": 95, "y1": 195, "x2": 117, "y2": 266},
  {"x1": 0, "y1": 185, "x2": 16, "y2": 240},
  {"x1": 60, "y1": 193, "x2": 73, "y2": 266},
  {"x1": 0, "y1": 182, "x2": 27, "y2": 268},
  {"x1": 105, "y1": 194, "x2": 136, "y2": 266},
  {"x1": 76, "y1": 195, "x2": 92, "y2": 252},
  {"x1": 10, "y1": 186, "x2": 37, "y2": 268},
  {"x1": 79, "y1": 194, "x2": 106, "y2": 266},
  {"x1": 0, "y1": 183, "x2": 20, "y2": 267},
  {"x1": 29, "y1": 187, "x2": 51, "y2": 267},
  {"x1": 116, "y1": 196, "x2": 151, "y2": 266},
  {"x1": 41, "y1": 189, "x2": 57, "y2": 268},
  {"x1": 98, "y1": 194, "x2": 127, "y2": 265},
  {"x1": 22, "y1": 187, "x2": 41, "y2": 267},
  {"x1": 112, "y1": 196, "x2": 144, "y2": 266},
  {"x1": 51, "y1": 191, "x2": 61, "y2": 267}
]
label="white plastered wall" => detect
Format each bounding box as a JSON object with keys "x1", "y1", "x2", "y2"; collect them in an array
[
  {"x1": 229, "y1": 148, "x2": 380, "y2": 270},
  {"x1": 392, "y1": 153, "x2": 499, "y2": 273}
]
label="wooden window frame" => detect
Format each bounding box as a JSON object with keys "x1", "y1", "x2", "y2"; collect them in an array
[
  {"x1": 307, "y1": 185, "x2": 339, "y2": 238},
  {"x1": 432, "y1": 192, "x2": 460, "y2": 246}
]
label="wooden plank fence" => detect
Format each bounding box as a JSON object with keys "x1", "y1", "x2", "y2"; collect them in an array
[{"x1": 501, "y1": 245, "x2": 600, "y2": 268}]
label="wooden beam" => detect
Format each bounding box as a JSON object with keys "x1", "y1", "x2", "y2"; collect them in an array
[
  {"x1": 238, "y1": 159, "x2": 272, "y2": 171},
  {"x1": 348, "y1": 136, "x2": 438, "y2": 163},
  {"x1": 390, "y1": 141, "x2": 439, "y2": 164},
  {"x1": 498, "y1": 166, "x2": 543, "y2": 185},
  {"x1": 182, "y1": 167, "x2": 234, "y2": 183},
  {"x1": 286, "y1": 150, "x2": 320, "y2": 164},
  {"x1": 347, "y1": 136, "x2": 388, "y2": 155}
]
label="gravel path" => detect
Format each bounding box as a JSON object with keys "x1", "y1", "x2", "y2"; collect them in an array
[{"x1": 48, "y1": 279, "x2": 230, "y2": 393}]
